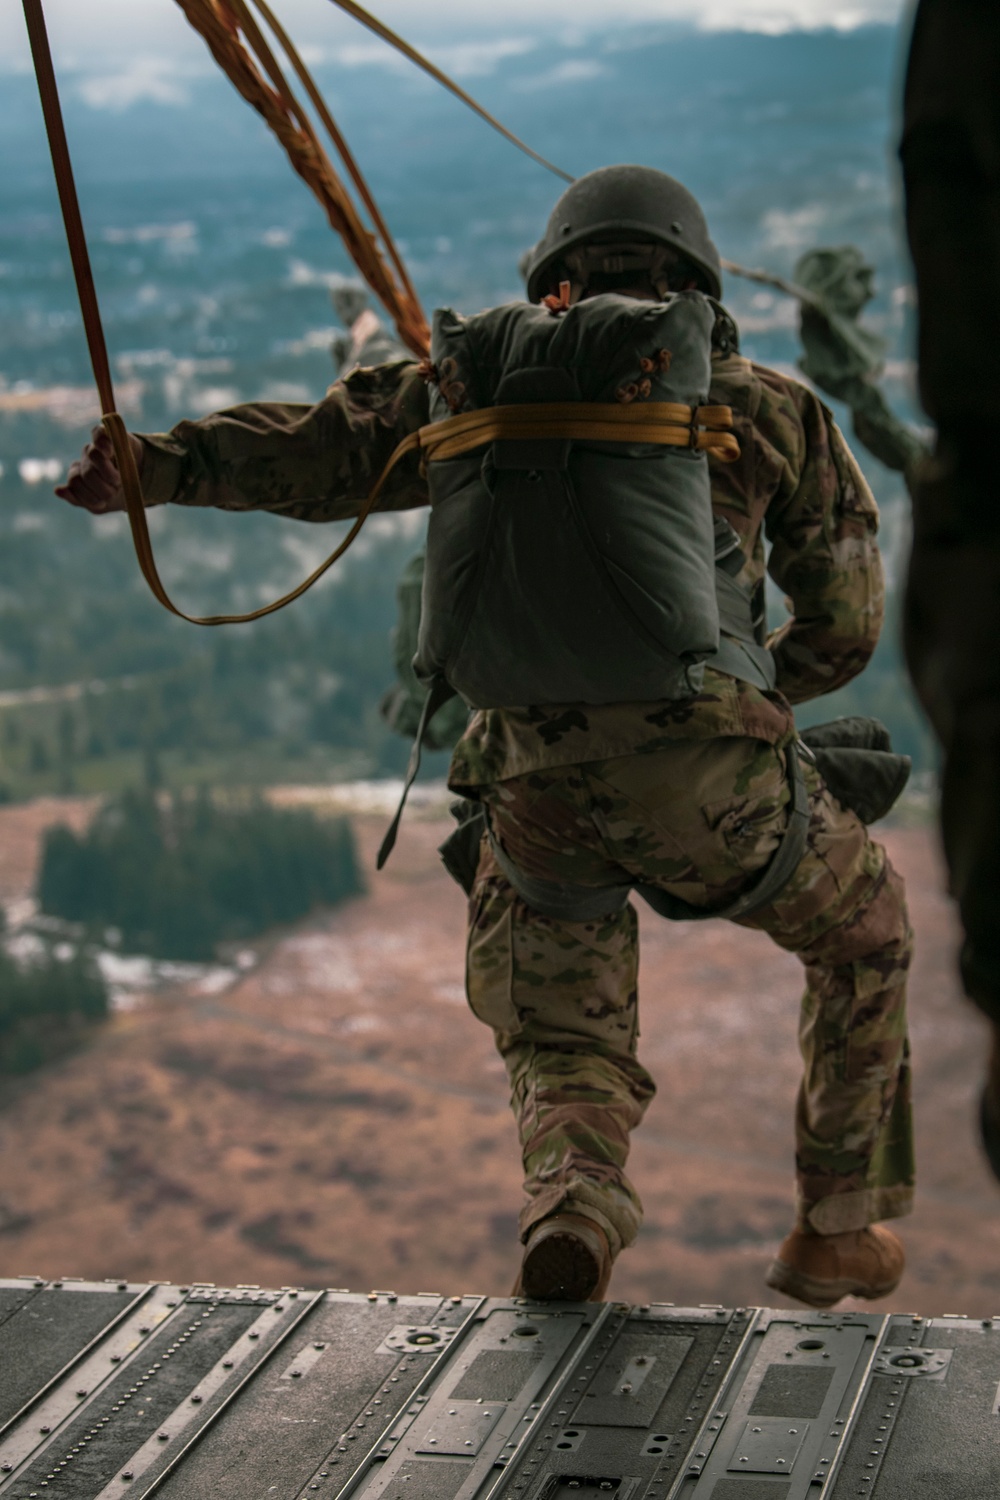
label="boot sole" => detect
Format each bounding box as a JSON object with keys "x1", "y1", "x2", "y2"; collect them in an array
[
  {"x1": 765, "y1": 1256, "x2": 901, "y2": 1310},
  {"x1": 520, "y1": 1229, "x2": 604, "y2": 1302}
]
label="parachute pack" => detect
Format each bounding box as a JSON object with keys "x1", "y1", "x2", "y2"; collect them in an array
[
  {"x1": 374, "y1": 290, "x2": 773, "y2": 870},
  {"x1": 416, "y1": 291, "x2": 771, "y2": 709}
]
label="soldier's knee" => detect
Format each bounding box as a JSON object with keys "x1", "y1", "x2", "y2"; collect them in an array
[
  {"x1": 808, "y1": 858, "x2": 912, "y2": 972},
  {"x1": 801, "y1": 861, "x2": 912, "y2": 1086}
]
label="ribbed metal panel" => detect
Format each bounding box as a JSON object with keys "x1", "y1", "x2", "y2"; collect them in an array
[{"x1": 0, "y1": 1280, "x2": 995, "y2": 1500}]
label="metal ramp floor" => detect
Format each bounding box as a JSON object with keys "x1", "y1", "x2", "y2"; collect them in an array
[{"x1": 0, "y1": 1278, "x2": 996, "y2": 1500}]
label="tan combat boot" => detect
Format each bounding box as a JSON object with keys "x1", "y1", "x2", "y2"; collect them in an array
[
  {"x1": 766, "y1": 1225, "x2": 905, "y2": 1309},
  {"x1": 513, "y1": 1213, "x2": 614, "y2": 1302}
]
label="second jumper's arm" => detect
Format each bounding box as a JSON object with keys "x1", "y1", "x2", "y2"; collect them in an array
[{"x1": 762, "y1": 387, "x2": 884, "y2": 705}]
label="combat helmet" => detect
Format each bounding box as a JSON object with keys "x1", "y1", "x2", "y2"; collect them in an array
[{"x1": 524, "y1": 164, "x2": 722, "y2": 303}]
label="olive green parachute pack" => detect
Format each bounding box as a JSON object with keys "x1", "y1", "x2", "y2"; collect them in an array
[
  {"x1": 379, "y1": 553, "x2": 471, "y2": 751},
  {"x1": 415, "y1": 290, "x2": 773, "y2": 709},
  {"x1": 376, "y1": 288, "x2": 777, "y2": 866}
]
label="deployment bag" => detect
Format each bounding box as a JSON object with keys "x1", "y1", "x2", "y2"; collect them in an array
[
  {"x1": 415, "y1": 290, "x2": 773, "y2": 708},
  {"x1": 377, "y1": 291, "x2": 774, "y2": 867}
]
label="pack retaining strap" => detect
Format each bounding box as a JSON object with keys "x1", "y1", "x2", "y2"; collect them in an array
[
  {"x1": 21, "y1": 0, "x2": 383, "y2": 626},
  {"x1": 112, "y1": 398, "x2": 739, "y2": 622},
  {"x1": 124, "y1": 393, "x2": 739, "y2": 620},
  {"x1": 415, "y1": 401, "x2": 740, "y2": 463}
]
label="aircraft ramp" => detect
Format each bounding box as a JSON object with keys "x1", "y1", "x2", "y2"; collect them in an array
[{"x1": 0, "y1": 1278, "x2": 995, "y2": 1499}]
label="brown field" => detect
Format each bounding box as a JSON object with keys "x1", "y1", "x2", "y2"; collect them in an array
[{"x1": 1, "y1": 796, "x2": 998, "y2": 1314}]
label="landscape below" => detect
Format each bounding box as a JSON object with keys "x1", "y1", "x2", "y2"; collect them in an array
[{"x1": 0, "y1": 800, "x2": 996, "y2": 1318}]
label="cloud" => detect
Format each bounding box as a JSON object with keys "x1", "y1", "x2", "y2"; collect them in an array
[
  {"x1": 328, "y1": 41, "x2": 408, "y2": 73},
  {"x1": 330, "y1": 35, "x2": 538, "y2": 77},
  {"x1": 512, "y1": 59, "x2": 607, "y2": 92},
  {"x1": 77, "y1": 56, "x2": 190, "y2": 110},
  {"x1": 0, "y1": 0, "x2": 908, "y2": 75},
  {"x1": 274, "y1": 0, "x2": 906, "y2": 31},
  {"x1": 18, "y1": 458, "x2": 63, "y2": 484},
  {"x1": 419, "y1": 37, "x2": 539, "y2": 76},
  {"x1": 697, "y1": 0, "x2": 899, "y2": 30},
  {"x1": 760, "y1": 203, "x2": 832, "y2": 252},
  {"x1": 102, "y1": 223, "x2": 198, "y2": 246},
  {"x1": 285, "y1": 260, "x2": 366, "y2": 292}
]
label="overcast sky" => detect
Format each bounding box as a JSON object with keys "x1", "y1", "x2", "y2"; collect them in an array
[{"x1": 6, "y1": 0, "x2": 909, "y2": 70}]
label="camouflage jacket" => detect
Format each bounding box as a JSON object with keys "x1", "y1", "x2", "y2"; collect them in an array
[{"x1": 139, "y1": 342, "x2": 883, "y2": 790}]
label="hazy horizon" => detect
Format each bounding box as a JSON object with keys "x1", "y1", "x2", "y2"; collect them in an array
[{"x1": 4, "y1": 0, "x2": 909, "y2": 74}]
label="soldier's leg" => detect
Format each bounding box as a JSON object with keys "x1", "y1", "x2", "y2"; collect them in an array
[
  {"x1": 467, "y1": 776, "x2": 656, "y2": 1259},
  {"x1": 581, "y1": 739, "x2": 915, "y2": 1237},
  {"x1": 476, "y1": 739, "x2": 914, "y2": 1288},
  {"x1": 749, "y1": 799, "x2": 913, "y2": 1235}
]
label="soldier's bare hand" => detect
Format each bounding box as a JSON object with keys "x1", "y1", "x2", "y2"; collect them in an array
[{"x1": 55, "y1": 424, "x2": 145, "y2": 514}]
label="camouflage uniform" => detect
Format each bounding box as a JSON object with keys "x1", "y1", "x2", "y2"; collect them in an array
[{"x1": 138, "y1": 337, "x2": 915, "y2": 1253}]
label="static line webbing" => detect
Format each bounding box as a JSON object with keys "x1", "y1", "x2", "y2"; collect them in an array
[
  {"x1": 249, "y1": 0, "x2": 421, "y2": 313},
  {"x1": 20, "y1": 0, "x2": 573, "y2": 630},
  {"x1": 18, "y1": 3, "x2": 180, "y2": 616},
  {"x1": 21, "y1": 0, "x2": 423, "y2": 626},
  {"x1": 326, "y1": 0, "x2": 574, "y2": 184},
  {"x1": 20, "y1": 0, "x2": 115, "y2": 416},
  {"x1": 173, "y1": 0, "x2": 575, "y2": 359},
  {"x1": 100, "y1": 396, "x2": 740, "y2": 624},
  {"x1": 720, "y1": 256, "x2": 822, "y2": 309},
  {"x1": 174, "y1": 0, "x2": 429, "y2": 357}
]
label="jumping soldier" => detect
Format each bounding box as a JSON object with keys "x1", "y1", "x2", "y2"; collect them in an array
[{"x1": 57, "y1": 166, "x2": 914, "y2": 1308}]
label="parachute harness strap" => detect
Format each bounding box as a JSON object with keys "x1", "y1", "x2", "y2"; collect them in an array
[{"x1": 415, "y1": 402, "x2": 740, "y2": 464}]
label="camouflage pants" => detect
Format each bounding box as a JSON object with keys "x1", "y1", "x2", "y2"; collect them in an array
[{"x1": 466, "y1": 736, "x2": 914, "y2": 1256}]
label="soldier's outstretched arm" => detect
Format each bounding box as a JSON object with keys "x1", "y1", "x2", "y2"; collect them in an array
[
  {"x1": 762, "y1": 383, "x2": 884, "y2": 703},
  {"x1": 55, "y1": 361, "x2": 430, "y2": 524}
]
